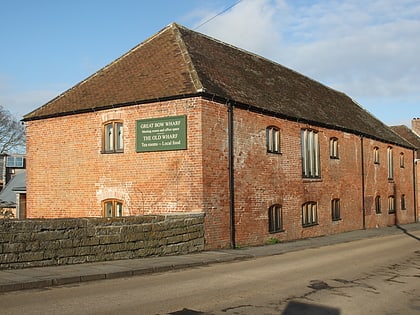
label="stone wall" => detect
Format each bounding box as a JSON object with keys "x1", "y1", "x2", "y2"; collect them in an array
[{"x1": 0, "y1": 213, "x2": 204, "y2": 269}]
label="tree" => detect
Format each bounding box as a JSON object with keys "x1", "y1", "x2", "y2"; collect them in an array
[{"x1": 0, "y1": 106, "x2": 25, "y2": 154}]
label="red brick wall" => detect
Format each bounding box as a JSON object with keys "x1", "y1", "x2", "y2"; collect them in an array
[
  {"x1": 200, "y1": 100, "x2": 231, "y2": 248},
  {"x1": 229, "y1": 107, "x2": 415, "y2": 247},
  {"x1": 25, "y1": 97, "x2": 417, "y2": 249},
  {"x1": 26, "y1": 98, "x2": 205, "y2": 219},
  {"x1": 231, "y1": 109, "x2": 364, "y2": 246},
  {"x1": 363, "y1": 138, "x2": 416, "y2": 227}
]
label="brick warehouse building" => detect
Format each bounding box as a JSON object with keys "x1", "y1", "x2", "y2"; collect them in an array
[{"x1": 23, "y1": 23, "x2": 417, "y2": 249}]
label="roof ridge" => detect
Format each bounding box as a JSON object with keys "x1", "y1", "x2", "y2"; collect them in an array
[{"x1": 170, "y1": 23, "x2": 204, "y2": 92}]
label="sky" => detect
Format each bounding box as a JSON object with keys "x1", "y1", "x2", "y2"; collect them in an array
[{"x1": 0, "y1": 0, "x2": 419, "y2": 127}]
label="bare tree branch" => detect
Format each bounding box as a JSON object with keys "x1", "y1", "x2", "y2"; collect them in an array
[{"x1": 0, "y1": 106, "x2": 25, "y2": 154}]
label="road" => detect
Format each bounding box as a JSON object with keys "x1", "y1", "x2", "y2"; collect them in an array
[{"x1": 1, "y1": 232, "x2": 419, "y2": 315}]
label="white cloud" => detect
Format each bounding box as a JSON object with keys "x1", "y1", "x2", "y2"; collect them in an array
[
  {"x1": 196, "y1": 0, "x2": 288, "y2": 60},
  {"x1": 195, "y1": 0, "x2": 420, "y2": 124}
]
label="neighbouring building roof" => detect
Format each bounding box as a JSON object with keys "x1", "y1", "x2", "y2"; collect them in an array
[
  {"x1": 23, "y1": 23, "x2": 413, "y2": 149},
  {"x1": 0, "y1": 171, "x2": 26, "y2": 208},
  {"x1": 390, "y1": 125, "x2": 420, "y2": 152}
]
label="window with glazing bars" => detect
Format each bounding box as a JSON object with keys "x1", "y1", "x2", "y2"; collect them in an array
[
  {"x1": 301, "y1": 129, "x2": 320, "y2": 178},
  {"x1": 103, "y1": 199, "x2": 123, "y2": 217},
  {"x1": 268, "y1": 204, "x2": 282, "y2": 233},
  {"x1": 387, "y1": 147, "x2": 393, "y2": 180},
  {"x1": 103, "y1": 121, "x2": 124, "y2": 153},
  {"x1": 302, "y1": 202, "x2": 318, "y2": 226},
  {"x1": 388, "y1": 196, "x2": 395, "y2": 213}
]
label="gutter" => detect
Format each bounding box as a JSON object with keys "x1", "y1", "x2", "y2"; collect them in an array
[{"x1": 23, "y1": 92, "x2": 414, "y2": 151}]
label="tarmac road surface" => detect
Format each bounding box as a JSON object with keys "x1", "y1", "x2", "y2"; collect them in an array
[{"x1": 1, "y1": 230, "x2": 419, "y2": 315}]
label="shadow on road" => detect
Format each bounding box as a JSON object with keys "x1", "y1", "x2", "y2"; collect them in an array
[
  {"x1": 282, "y1": 301, "x2": 340, "y2": 315},
  {"x1": 396, "y1": 225, "x2": 420, "y2": 241}
]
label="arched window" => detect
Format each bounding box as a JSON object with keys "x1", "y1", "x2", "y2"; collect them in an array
[
  {"x1": 399, "y1": 153, "x2": 405, "y2": 168},
  {"x1": 266, "y1": 126, "x2": 280, "y2": 153},
  {"x1": 373, "y1": 147, "x2": 379, "y2": 164},
  {"x1": 302, "y1": 202, "x2": 318, "y2": 226},
  {"x1": 103, "y1": 199, "x2": 123, "y2": 217},
  {"x1": 388, "y1": 196, "x2": 395, "y2": 214},
  {"x1": 375, "y1": 196, "x2": 381, "y2": 214},
  {"x1": 331, "y1": 198, "x2": 341, "y2": 221},
  {"x1": 387, "y1": 147, "x2": 393, "y2": 180},
  {"x1": 268, "y1": 204, "x2": 282, "y2": 233},
  {"x1": 103, "y1": 121, "x2": 124, "y2": 153},
  {"x1": 401, "y1": 194, "x2": 406, "y2": 210},
  {"x1": 329, "y1": 137, "x2": 339, "y2": 159}
]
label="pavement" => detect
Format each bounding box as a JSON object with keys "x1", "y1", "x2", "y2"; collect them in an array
[{"x1": 0, "y1": 223, "x2": 419, "y2": 293}]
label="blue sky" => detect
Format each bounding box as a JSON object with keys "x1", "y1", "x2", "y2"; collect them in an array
[{"x1": 1, "y1": 0, "x2": 419, "y2": 127}]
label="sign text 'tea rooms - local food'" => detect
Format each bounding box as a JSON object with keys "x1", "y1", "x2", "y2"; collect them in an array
[{"x1": 136, "y1": 115, "x2": 187, "y2": 152}]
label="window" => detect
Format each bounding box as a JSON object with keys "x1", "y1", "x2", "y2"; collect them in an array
[
  {"x1": 103, "y1": 121, "x2": 124, "y2": 153},
  {"x1": 375, "y1": 196, "x2": 381, "y2": 214},
  {"x1": 268, "y1": 204, "x2": 283, "y2": 233},
  {"x1": 388, "y1": 196, "x2": 395, "y2": 213},
  {"x1": 301, "y1": 129, "x2": 320, "y2": 178},
  {"x1": 6, "y1": 156, "x2": 24, "y2": 168},
  {"x1": 401, "y1": 194, "x2": 406, "y2": 210},
  {"x1": 331, "y1": 198, "x2": 341, "y2": 221},
  {"x1": 266, "y1": 126, "x2": 280, "y2": 153},
  {"x1": 329, "y1": 137, "x2": 339, "y2": 159},
  {"x1": 374, "y1": 147, "x2": 380, "y2": 164},
  {"x1": 302, "y1": 202, "x2": 318, "y2": 226},
  {"x1": 387, "y1": 147, "x2": 393, "y2": 180},
  {"x1": 103, "y1": 199, "x2": 123, "y2": 217},
  {"x1": 399, "y1": 153, "x2": 404, "y2": 168}
]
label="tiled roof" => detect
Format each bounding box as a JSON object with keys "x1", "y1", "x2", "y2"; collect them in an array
[
  {"x1": 23, "y1": 23, "x2": 413, "y2": 148},
  {"x1": 390, "y1": 125, "x2": 420, "y2": 150}
]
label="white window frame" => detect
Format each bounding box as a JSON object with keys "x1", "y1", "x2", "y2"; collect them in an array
[
  {"x1": 301, "y1": 129, "x2": 320, "y2": 178},
  {"x1": 387, "y1": 147, "x2": 393, "y2": 180},
  {"x1": 329, "y1": 137, "x2": 339, "y2": 159},
  {"x1": 302, "y1": 202, "x2": 318, "y2": 226},
  {"x1": 374, "y1": 147, "x2": 380, "y2": 164},
  {"x1": 266, "y1": 126, "x2": 280, "y2": 153},
  {"x1": 103, "y1": 121, "x2": 124, "y2": 153}
]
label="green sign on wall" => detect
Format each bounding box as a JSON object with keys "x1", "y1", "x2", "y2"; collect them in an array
[{"x1": 136, "y1": 115, "x2": 187, "y2": 152}]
